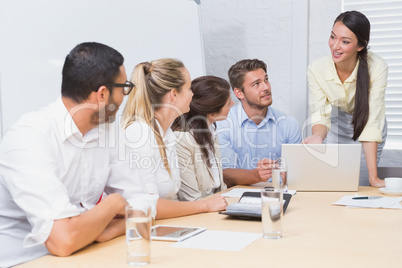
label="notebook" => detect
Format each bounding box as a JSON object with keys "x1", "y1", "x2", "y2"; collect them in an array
[
  {"x1": 281, "y1": 144, "x2": 361, "y2": 191},
  {"x1": 220, "y1": 191, "x2": 292, "y2": 219}
]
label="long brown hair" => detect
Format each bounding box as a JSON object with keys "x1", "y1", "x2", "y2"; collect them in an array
[
  {"x1": 335, "y1": 11, "x2": 371, "y2": 141},
  {"x1": 123, "y1": 59, "x2": 185, "y2": 176},
  {"x1": 172, "y1": 76, "x2": 231, "y2": 166}
]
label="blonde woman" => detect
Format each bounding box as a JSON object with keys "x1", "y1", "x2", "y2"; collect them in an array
[{"x1": 110, "y1": 59, "x2": 227, "y2": 219}]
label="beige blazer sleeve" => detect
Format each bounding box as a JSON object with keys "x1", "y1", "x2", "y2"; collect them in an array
[{"x1": 174, "y1": 131, "x2": 226, "y2": 201}]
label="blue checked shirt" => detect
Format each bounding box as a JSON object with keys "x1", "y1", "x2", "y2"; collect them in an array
[{"x1": 216, "y1": 104, "x2": 302, "y2": 170}]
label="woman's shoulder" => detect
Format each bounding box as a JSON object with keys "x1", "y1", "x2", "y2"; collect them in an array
[
  {"x1": 174, "y1": 129, "x2": 190, "y2": 137},
  {"x1": 308, "y1": 54, "x2": 333, "y2": 71},
  {"x1": 173, "y1": 130, "x2": 198, "y2": 157},
  {"x1": 367, "y1": 51, "x2": 388, "y2": 70},
  {"x1": 174, "y1": 130, "x2": 197, "y2": 145},
  {"x1": 123, "y1": 121, "x2": 154, "y2": 145},
  {"x1": 125, "y1": 120, "x2": 152, "y2": 133}
]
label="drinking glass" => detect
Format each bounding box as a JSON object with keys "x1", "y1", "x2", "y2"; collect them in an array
[
  {"x1": 261, "y1": 190, "x2": 283, "y2": 239},
  {"x1": 272, "y1": 157, "x2": 288, "y2": 191},
  {"x1": 126, "y1": 204, "x2": 152, "y2": 266}
]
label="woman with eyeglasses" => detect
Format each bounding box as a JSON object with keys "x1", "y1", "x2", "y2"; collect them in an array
[
  {"x1": 171, "y1": 76, "x2": 234, "y2": 201},
  {"x1": 302, "y1": 11, "x2": 388, "y2": 187},
  {"x1": 109, "y1": 59, "x2": 227, "y2": 219}
]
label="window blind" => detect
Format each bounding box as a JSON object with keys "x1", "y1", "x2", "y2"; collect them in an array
[{"x1": 343, "y1": 0, "x2": 402, "y2": 146}]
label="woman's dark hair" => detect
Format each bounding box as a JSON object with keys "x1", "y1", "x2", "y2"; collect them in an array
[
  {"x1": 335, "y1": 11, "x2": 371, "y2": 141},
  {"x1": 61, "y1": 42, "x2": 124, "y2": 103},
  {"x1": 172, "y1": 75, "x2": 231, "y2": 167}
]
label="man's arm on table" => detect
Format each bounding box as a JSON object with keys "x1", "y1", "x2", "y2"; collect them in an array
[
  {"x1": 223, "y1": 158, "x2": 275, "y2": 187},
  {"x1": 45, "y1": 193, "x2": 128, "y2": 257}
]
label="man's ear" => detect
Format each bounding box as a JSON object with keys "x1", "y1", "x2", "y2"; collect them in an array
[
  {"x1": 233, "y1": 87, "x2": 244, "y2": 100},
  {"x1": 95, "y1": 86, "x2": 110, "y2": 102}
]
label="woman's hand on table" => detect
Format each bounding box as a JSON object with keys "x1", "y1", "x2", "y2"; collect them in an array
[
  {"x1": 202, "y1": 195, "x2": 228, "y2": 212},
  {"x1": 369, "y1": 177, "x2": 385, "y2": 188}
]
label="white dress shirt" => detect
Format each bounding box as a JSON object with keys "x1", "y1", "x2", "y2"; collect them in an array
[
  {"x1": 109, "y1": 120, "x2": 181, "y2": 219},
  {"x1": 0, "y1": 98, "x2": 115, "y2": 267}
]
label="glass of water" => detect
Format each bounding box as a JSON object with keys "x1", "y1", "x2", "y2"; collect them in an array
[
  {"x1": 272, "y1": 157, "x2": 288, "y2": 191},
  {"x1": 261, "y1": 190, "x2": 283, "y2": 239},
  {"x1": 126, "y1": 204, "x2": 152, "y2": 266}
]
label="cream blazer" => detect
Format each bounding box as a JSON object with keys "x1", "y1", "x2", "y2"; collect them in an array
[{"x1": 174, "y1": 131, "x2": 227, "y2": 201}]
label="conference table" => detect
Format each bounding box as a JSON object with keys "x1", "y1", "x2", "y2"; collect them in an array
[{"x1": 18, "y1": 186, "x2": 402, "y2": 268}]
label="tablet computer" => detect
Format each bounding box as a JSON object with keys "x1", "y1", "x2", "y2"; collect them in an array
[{"x1": 151, "y1": 225, "x2": 206, "y2": 242}]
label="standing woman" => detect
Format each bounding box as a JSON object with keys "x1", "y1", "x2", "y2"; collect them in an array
[
  {"x1": 172, "y1": 76, "x2": 234, "y2": 201},
  {"x1": 110, "y1": 59, "x2": 227, "y2": 219},
  {"x1": 303, "y1": 11, "x2": 388, "y2": 187}
]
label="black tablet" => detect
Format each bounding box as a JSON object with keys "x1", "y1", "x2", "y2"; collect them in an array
[{"x1": 220, "y1": 192, "x2": 292, "y2": 219}]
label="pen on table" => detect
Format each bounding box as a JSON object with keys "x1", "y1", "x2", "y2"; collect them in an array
[{"x1": 352, "y1": 196, "x2": 382, "y2": 200}]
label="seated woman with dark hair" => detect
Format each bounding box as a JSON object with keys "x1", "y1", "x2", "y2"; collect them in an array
[{"x1": 172, "y1": 76, "x2": 234, "y2": 201}]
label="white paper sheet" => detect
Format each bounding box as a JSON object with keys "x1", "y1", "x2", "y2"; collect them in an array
[
  {"x1": 332, "y1": 195, "x2": 402, "y2": 209},
  {"x1": 221, "y1": 188, "x2": 296, "y2": 197},
  {"x1": 170, "y1": 230, "x2": 262, "y2": 251}
]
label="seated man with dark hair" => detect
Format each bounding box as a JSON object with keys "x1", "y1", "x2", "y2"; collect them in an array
[
  {"x1": 0, "y1": 42, "x2": 135, "y2": 267},
  {"x1": 217, "y1": 59, "x2": 302, "y2": 187}
]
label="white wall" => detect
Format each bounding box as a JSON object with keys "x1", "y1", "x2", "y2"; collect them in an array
[
  {"x1": 200, "y1": 0, "x2": 295, "y2": 116},
  {"x1": 199, "y1": 0, "x2": 310, "y2": 131},
  {"x1": 0, "y1": 0, "x2": 205, "y2": 137},
  {"x1": 308, "y1": 0, "x2": 342, "y2": 62}
]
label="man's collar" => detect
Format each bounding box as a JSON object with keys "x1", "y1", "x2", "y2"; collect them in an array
[
  {"x1": 57, "y1": 97, "x2": 102, "y2": 144},
  {"x1": 56, "y1": 97, "x2": 81, "y2": 142},
  {"x1": 237, "y1": 103, "x2": 276, "y2": 127}
]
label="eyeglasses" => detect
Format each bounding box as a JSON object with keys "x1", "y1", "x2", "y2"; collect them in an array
[{"x1": 104, "y1": 81, "x2": 135, "y2": 95}]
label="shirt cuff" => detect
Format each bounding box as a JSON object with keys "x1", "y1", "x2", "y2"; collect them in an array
[
  {"x1": 23, "y1": 219, "x2": 54, "y2": 248},
  {"x1": 358, "y1": 127, "x2": 382, "y2": 143},
  {"x1": 23, "y1": 205, "x2": 80, "y2": 248},
  {"x1": 311, "y1": 115, "x2": 331, "y2": 129}
]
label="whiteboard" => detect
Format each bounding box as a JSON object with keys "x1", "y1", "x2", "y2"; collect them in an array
[{"x1": 0, "y1": 0, "x2": 205, "y2": 138}]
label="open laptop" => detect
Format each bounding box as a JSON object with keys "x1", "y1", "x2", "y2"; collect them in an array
[{"x1": 282, "y1": 144, "x2": 361, "y2": 191}]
